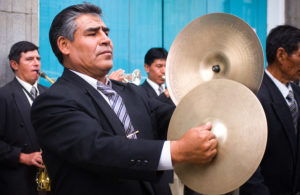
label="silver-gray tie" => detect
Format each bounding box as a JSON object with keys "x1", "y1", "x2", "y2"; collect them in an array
[
  {"x1": 97, "y1": 81, "x2": 137, "y2": 139},
  {"x1": 286, "y1": 90, "x2": 299, "y2": 134},
  {"x1": 30, "y1": 86, "x2": 38, "y2": 99}
]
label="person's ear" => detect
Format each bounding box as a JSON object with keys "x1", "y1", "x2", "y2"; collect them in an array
[
  {"x1": 57, "y1": 36, "x2": 71, "y2": 55},
  {"x1": 276, "y1": 47, "x2": 288, "y2": 64},
  {"x1": 144, "y1": 64, "x2": 150, "y2": 73},
  {"x1": 10, "y1": 60, "x2": 19, "y2": 72}
]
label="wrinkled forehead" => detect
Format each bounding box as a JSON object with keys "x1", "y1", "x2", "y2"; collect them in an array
[{"x1": 74, "y1": 13, "x2": 106, "y2": 31}]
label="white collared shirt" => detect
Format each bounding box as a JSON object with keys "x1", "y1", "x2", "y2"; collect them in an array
[
  {"x1": 16, "y1": 76, "x2": 39, "y2": 106},
  {"x1": 265, "y1": 69, "x2": 292, "y2": 105},
  {"x1": 70, "y1": 69, "x2": 173, "y2": 170},
  {"x1": 146, "y1": 79, "x2": 165, "y2": 96}
]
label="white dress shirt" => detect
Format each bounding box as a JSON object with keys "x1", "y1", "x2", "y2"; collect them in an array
[
  {"x1": 265, "y1": 69, "x2": 293, "y2": 105},
  {"x1": 146, "y1": 79, "x2": 165, "y2": 96},
  {"x1": 16, "y1": 76, "x2": 39, "y2": 106}
]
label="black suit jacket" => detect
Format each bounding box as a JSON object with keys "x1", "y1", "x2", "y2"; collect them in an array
[
  {"x1": 31, "y1": 69, "x2": 175, "y2": 195},
  {"x1": 0, "y1": 78, "x2": 47, "y2": 195},
  {"x1": 241, "y1": 73, "x2": 300, "y2": 195},
  {"x1": 140, "y1": 80, "x2": 174, "y2": 105}
]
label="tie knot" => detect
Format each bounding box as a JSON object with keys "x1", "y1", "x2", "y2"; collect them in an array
[
  {"x1": 97, "y1": 81, "x2": 116, "y2": 98},
  {"x1": 287, "y1": 90, "x2": 295, "y2": 102},
  {"x1": 30, "y1": 86, "x2": 38, "y2": 99}
]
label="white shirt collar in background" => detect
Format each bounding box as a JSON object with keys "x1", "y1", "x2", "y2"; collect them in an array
[
  {"x1": 146, "y1": 78, "x2": 165, "y2": 96},
  {"x1": 265, "y1": 69, "x2": 292, "y2": 104},
  {"x1": 16, "y1": 76, "x2": 39, "y2": 105}
]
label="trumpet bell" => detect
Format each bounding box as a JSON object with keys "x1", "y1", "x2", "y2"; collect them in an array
[
  {"x1": 123, "y1": 69, "x2": 141, "y2": 85},
  {"x1": 166, "y1": 13, "x2": 264, "y2": 105}
]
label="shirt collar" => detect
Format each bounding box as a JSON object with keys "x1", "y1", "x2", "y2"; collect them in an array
[
  {"x1": 146, "y1": 78, "x2": 165, "y2": 95},
  {"x1": 69, "y1": 69, "x2": 112, "y2": 89},
  {"x1": 16, "y1": 76, "x2": 39, "y2": 94},
  {"x1": 265, "y1": 69, "x2": 292, "y2": 98}
]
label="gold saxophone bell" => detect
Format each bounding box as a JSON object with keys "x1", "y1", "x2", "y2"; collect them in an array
[
  {"x1": 122, "y1": 69, "x2": 141, "y2": 85},
  {"x1": 36, "y1": 165, "x2": 51, "y2": 191}
]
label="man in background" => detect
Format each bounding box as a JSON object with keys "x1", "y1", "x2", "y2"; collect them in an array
[
  {"x1": 0, "y1": 41, "x2": 47, "y2": 195},
  {"x1": 141, "y1": 47, "x2": 174, "y2": 105},
  {"x1": 241, "y1": 25, "x2": 300, "y2": 194}
]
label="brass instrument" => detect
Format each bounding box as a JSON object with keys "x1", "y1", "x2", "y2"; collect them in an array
[
  {"x1": 39, "y1": 71, "x2": 55, "y2": 84},
  {"x1": 36, "y1": 71, "x2": 53, "y2": 191},
  {"x1": 36, "y1": 164, "x2": 51, "y2": 191},
  {"x1": 122, "y1": 69, "x2": 141, "y2": 85}
]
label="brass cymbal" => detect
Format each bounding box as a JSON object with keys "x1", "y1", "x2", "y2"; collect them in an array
[
  {"x1": 166, "y1": 13, "x2": 264, "y2": 105},
  {"x1": 167, "y1": 79, "x2": 267, "y2": 194}
]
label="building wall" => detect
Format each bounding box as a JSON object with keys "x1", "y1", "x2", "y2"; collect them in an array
[
  {"x1": 286, "y1": 0, "x2": 300, "y2": 27},
  {"x1": 0, "y1": 0, "x2": 39, "y2": 87}
]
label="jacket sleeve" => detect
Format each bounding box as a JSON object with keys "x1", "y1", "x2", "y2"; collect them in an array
[{"x1": 0, "y1": 93, "x2": 22, "y2": 167}]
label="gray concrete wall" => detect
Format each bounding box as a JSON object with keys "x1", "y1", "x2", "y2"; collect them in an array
[
  {"x1": 286, "y1": 0, "x2": 300, "y2": 28},
  {"x1": 0, "y1": 0, "x2": 39, "y2": 87}
]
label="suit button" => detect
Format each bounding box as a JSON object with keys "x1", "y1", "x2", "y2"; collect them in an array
[
  {"x1": 20, "y1": 123, "x2": 24, "y2": 128},
  {"x1": 143, "y1": 160, "x2": 149, "y2": 165},
  {"x1": 130, "y1": 159, "x2": 135, "y2": 166},
  {"x1": 136, "y1": 160, "x2": 142, "y2": 166}
]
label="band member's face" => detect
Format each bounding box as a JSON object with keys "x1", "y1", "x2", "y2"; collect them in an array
[
  {"x1": 280, "y1": 44, "x2": 300, "y2": 82},
  {"x1": 10, "y1": 50, "x2": 41, "y2": 85},
  {"x1": 145, "y1": 59, "x2": 166, "y2": 85},
  {"x1": 66, "y1": 14, "x2": 113, "y2": 81}
]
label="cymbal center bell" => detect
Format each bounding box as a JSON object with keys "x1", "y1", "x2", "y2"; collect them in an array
[
  {"x1": 207, "y1": 119, "x2": 227, "y2": 145},
  {"x1": 199, "y1": 52, "x2": 229, "y2": 81}
]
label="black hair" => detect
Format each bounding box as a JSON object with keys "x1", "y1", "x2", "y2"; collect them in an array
[
  {"x1": 8, "y1": 41, "x2": 39, "y2": 63},
  {"x1": 49, "y1": 3, "x2": 102, "y2": 65},
  {"x1": 266, "y1": 25, "x2": 300, "y2": 64},
  {"x1": 144, "y1": 48, "x2": 168, "y2": 66}
]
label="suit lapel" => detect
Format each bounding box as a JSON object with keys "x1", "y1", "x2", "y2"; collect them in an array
[
  {"x1": 264, "y1": 75, "x2": 297, "y2": 158},
  {"x1": 112, "y1": 81, "x2": 149, "y2": 139},
  {"x1": 11, "y1": 79, "x2": 38, "y2": 145},
  {"x1": 62, "y1": 69, "x2": 126, "y2": 136},
  {"x1": 142, "y1": 81, "x2": 158, "y2": 97}
]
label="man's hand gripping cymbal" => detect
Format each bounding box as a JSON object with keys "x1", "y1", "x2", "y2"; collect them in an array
[{"x1": 170, "y1": 122, "x2": 218, "y2": 165}]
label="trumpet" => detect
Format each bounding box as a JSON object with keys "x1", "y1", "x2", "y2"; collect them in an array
[
  {"x1": 122, "y1": 69, "x2": 141, "y2": 85},
  {"x1": 39, "y1": 71, "x2": 55, "y2": 84}
]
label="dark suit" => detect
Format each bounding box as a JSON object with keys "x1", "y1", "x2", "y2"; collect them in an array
[
  {"x1": 31, "y1": 69, "x2": 175, "y2": 195},
  {"x1": 140, "y1": 80, "x2": 174, "y2": 105},
  {"x1": 0, "y1": 78, "x2": 47, "y2": 195},
  {"x1": 240, "y1": 72, "x2": 300, "y2": 195}
]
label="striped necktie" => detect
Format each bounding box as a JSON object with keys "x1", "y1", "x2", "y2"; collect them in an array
[
  {"x1": 158, "y1": 85, "x2": 164, "y2": 95},
  {"x1": 30, "y1": 86, "x2": 38, "y2": 99},
  {"x1": 97, "y1": 80, "x2": 137, "y2": 139},
  {"x1": 286, "y1": 90, "x2": 299, "y2": 134}
]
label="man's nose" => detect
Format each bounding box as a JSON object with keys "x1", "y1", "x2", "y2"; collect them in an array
[
  {"x1": 161, "y1": 66, "x2": 166, "y2": 74},
  {"x1": 99, "y1": 32, "x2": 112, "y2": 46}
]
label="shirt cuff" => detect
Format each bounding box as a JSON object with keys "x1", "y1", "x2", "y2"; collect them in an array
[{"x1": 157, "y1": 141, "x2": 173, "y2": 170}]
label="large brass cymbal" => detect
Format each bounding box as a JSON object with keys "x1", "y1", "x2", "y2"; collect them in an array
[
  {"x1": 166, "y1": 13, "x2": 264, "y2": 105},
  {"x1": 167, "y1": 79, "x2": 267, "y2": 194}
]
